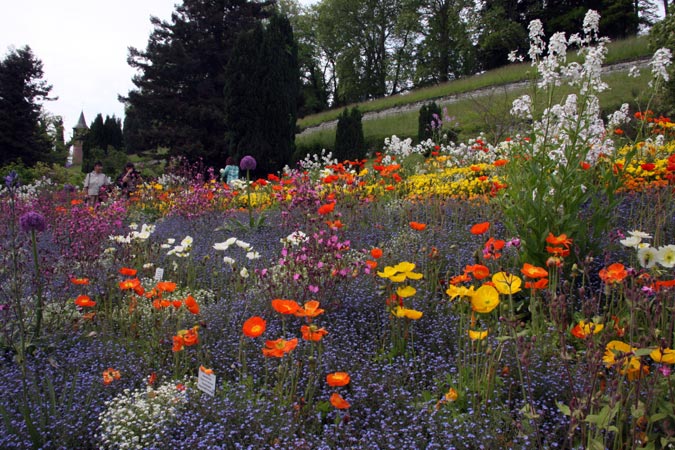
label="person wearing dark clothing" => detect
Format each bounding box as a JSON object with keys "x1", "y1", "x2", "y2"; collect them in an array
[{"x1": 116, "y1": 162, "x2": 142, "y2": 198}]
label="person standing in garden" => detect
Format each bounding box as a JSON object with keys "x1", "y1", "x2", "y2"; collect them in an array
[
  {"x1": 83, "y1": 161, "x2": 110, "y2": 204},
  {"x1": 116, "y1": 162, "x2": 142, "y2": 198},
  {"x1": 221, "y1": 157, "x2": 239, "y2": 185}
]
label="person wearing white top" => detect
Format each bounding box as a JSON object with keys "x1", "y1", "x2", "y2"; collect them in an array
[{"x1": 84, "y1": 161, "x2": 110, "y2": 204}]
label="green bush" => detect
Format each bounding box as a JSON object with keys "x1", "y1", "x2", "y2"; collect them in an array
[{"x1": 334, "y1": 107, "x2": 365, "y2": 161}]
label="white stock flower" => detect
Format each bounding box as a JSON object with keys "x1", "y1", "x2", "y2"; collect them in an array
[
  {"x1": 607, "y1": 103, "x2": 631, "y2": 129},
  {"x1": 527, "y1": 19, "x2": 546, "y2": 63},
  {"x1": 582, "y1": 10, "x2": 601, "y2": 37},
  {"x1": 628, "y1": 66, "x2": 641, "y2": 78},
  {"x1": 650, "y1": 48, "x2": 672, "y2": 83},
  {"x1": 511, "y1": 95, "x2": 533, "y2": 119}
]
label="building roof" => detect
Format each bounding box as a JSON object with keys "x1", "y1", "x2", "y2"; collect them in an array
[{"x1": 74, "y1": 111, "x2": 88, "y2": 129}]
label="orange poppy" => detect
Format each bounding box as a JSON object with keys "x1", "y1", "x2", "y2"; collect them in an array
[
  {"x1": 470, "y1": 222, "x2": 490, "y2": 235},
  {"x1": 330, "y1": 392, "x2": 351, "y2": 409},
  {"x1": 449, "y1": 273, "x2": 472, "y2": 285},
  {"x1": 525, "y1": 279, "x2": 549, "y2": 290},
  {"x1": 326, "y1": 372, "x2": 350, "y2": 387},
  {"x1": 242, "y1": 316, "x2": 266, "y2": 338},
  {"x1": 271, "y1": 299, "x2": 301, "y2": 315},
  {"x1": 521, "y1": 263, "x2": 548, "y2": 279},
  {"x1": 102, "y1": 368, "x2": 121, "y2": 385},
  {"x1": 119, "y1": 278, "x2": 141, "y2": 291},
  {"x1": 74, "y1": 295, "x2": 96, "y2": 308},
  {"x1": 156, "y1": 281, "x2": 177, "y2": 293},
  {"x1": 172, "y1": 300, "x2": 182, "y2": 309},
  {"x1": 262, "y1": 337, "x2": 298, "y2": 357},
  {"x1": 71, "y1": 199, "x2": 83, "y2": 206},
  {"x1": 119, "y1": 267, "x2": 137, "y2": 277},
  {"x1": 326, "y1": 220, "x2": 344, "y2": 230},
  {"x1": 301, "y1": 324, "x2": 328, "y2": 341},
  {"x1": 318, "y1": 202, "x2": 335, "y2": 215},
  {"x1": 182, "y1": 328, "x2": 199, "y2": 346},
  {"x1": 493, "y1": 159, "x2": 508, "y2": 167},
  {"x1": 294, "y1": 300, "x2": 325, "y2": 319},
  {"x1": 409, "y1": 221, "x2": 427, "y2": 231},
  {"x1": 545, "y1": 233, "x2": 572, "y2": 247},
  {"x1": 184, "y1": 295, "x2": 200, "y2": 314},
  {"x1": 365, "y1": 260, "x2": 378, "y2": 270},
  {"x1": 148, "y1": 372, "x2": 157, "y2": 386},
  {"x1": 172, "y1": 335, "x2": 185, "y2": 352},
  {"x1": 370, "y1": 248, "x2": 383, "y2": 259},
  {"x1": 580, "y1": 161, "x2": 591, "y2": 170},
  {"x1": 464, "y1": 264, "x2": 490, "y2": 280},
  {"x1": 546, "y1": 246, "x2": 570, "y2": 257},
  {"x1": 81, "y1": 312, "x2": 96, "y2": 320},
  {"x1": 599, "y1": 263, "x2": 628, "y2": 284},
  {"x1": 70, "y1": 277, "x2": 89, "y2": 285}
]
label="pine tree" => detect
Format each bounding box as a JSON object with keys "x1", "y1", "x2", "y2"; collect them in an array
[
  {"x1": 0, "y1": 46, "x2": 54, "y2": 166},
  {"x1": 123, "y1": 0, "x2": 273, "y2": 168}
]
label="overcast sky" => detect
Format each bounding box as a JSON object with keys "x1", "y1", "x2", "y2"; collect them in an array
[{"x1": 1, "y1": 0, "x2": 316, "y2": 140}]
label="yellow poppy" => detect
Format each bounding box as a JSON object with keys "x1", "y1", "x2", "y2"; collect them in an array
[
  {"x1": 471, "y1": 285, "x2": 500, "y2": 313},
  {"x1": 396, "y1": 286, "x2": 417, "y2": 298},
  {"x1": 392, "y1": 306, "x2": 423, "y2": 320},
  {"x1": 468, "y1": 329, "x2": 488, "y2": 340},
  {"x1": 650, "y1": 347, "x2": 675, "y2": 365},
  {"x1": 446, "y1": 285, "x2": 475, "y2": 301},
  {"x1": 492, "y1": 272, "x2": 522, "y2": 295}
]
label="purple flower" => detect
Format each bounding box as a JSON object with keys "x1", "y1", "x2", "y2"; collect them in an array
[
  {"x1": 63, "y1": 183, "x2": 76, "y2": 193},
  {"x1": 240, "y1": 155, "x2": 257, "y2": 171},
  {"x1": 4, "y1": 170, "x2": 19, "y2": 189},
  {"x1": 19, "y1": 211, "x2": 46, "y2": 233}
]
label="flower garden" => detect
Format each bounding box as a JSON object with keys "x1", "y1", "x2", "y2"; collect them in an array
[{"x1": 2, "y1": 11, "x2": 675, "y2": 450}]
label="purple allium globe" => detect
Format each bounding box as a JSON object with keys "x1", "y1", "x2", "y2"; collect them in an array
[
  {"x1": 19, "y1": 211, "x2": 46, "y2": 233},
  {"x1": 239, "y1": 155, "x2": 257, "y2": 171}
]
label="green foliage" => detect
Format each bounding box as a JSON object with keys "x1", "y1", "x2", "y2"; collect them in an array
[
  {"x1": 82, "y1": 114, "x2": 124, "y2": 173},
  {"x1": 418, "y1": 102, "x2": 442, "y2": 141},
  {"x1": 334, "y1": 107, "x2": 365, "y2": 161},
  {"x1": 0, "y1": 46, "x2": 56, "y2": 167}
]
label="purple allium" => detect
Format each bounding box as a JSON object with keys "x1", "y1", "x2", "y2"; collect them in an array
[
  {"x1": 4, "y1": 170, "x2": 19, "y2": 189},
  {"x1": 19, "y1": 211, "x2": 46, "y2": 233},
  {"x1": 240, "y1": 155, "x2": 257, "y2": 171},
  {"x1": 63, "y1": 183, "x2": 76, "y2": 193}
]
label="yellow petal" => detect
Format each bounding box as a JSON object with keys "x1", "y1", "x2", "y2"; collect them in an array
[
  {"x1": 396, "y1": 286, "x2": 417, "y2": 298},
  {"x1": 471, "y1": 285, "x2": 500, "y2": 314},
  {"x1": 492, "y1": 272, "x2": 522, "y2": 295},
  {"x1": 468, "y1": 329, "x2": 488, "y2": 340}
]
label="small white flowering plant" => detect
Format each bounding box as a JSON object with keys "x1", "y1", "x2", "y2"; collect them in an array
[{"x1": 98, "y1": 380, "x2": 189, "y2": 449}]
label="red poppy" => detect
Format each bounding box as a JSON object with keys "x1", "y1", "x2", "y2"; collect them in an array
[
  {"x1": 525, "y1": 278, "x2": 548, "y2": 290},
  {"x1": 330, "y1": 392, "x2": 351, "y2": 409},
  {"x1": 470, "y1": 222, "x2": 490, "y2": 235},
  {"x1": 119, "y1": 278, "x2": 141, "y2": 291},
  {"x1": 580, "y1": 162, "x2": 591, "y2": 170},
  {"x1": 493, "y1": 159, "x2": 508, "y2": 167},
  {"x1": 545, "y1": 233, "x2": 572, "y2": 247},
  {"x1": 102, "y1": 368, "x2": 121, "y2": 385},
  {"x1": 262, "y1": 338, "x2": 298, "y2": 357},
  {"x1": 119, "y1": 267, "x2": 137, "y2": 277},
  {"x1": 148, "y1": 372, "x2": 157, "y2": 386},
  {"x1": 172, "y1": 300, "x2": 182, "y2": 309},
  {"x1": 156, "y1": 281, "x2": 177, "y2": 293},
  {"x1": 182, "y1": 328, "x2": 199, "y2": 346},
  {"x1": 243, "y1": 316, "x2": 266, "y2": 338},
  {"x1": 183, "y1": 295, "x2": 199, "y2": 314},
  {"x1": 318, "y1": 202, "x2": 335, "y2": 215},
  {"x1": 74, "y1": 295, "x2": 96, "y2": 308},
  {"x1": 272, "y1": 299, "x2": 301, "y2": 315},
  {"x1": 70, "y1": 277, "x2": 89, "y2": 285},
  {"x1": 641, "y1": 163, "x2": 656, "y2": 171},
  {"x1": 172, "y1": 335, "x2": 185, "y2": 352},
  {"x1": 370, "y1": 248, "x2": 383, "y2": 259},
  {"x1": 409, "y1": 222, "x2": 427, "y2": 231},
  {"x1": 326, "y1": 220, "x2": 344, "y2": 230},
  {"x1": 365, "y1": 260, "x2": 378, "y2": 270},
  {"x1": 326, "y1": 372, "x2": 350, "y2": 387},
  {"x1": 464, "y1": 264, "x2": 490, "y2": 280}
]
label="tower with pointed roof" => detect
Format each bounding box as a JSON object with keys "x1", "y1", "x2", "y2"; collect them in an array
[{"x1": 71, "y1": 111, "x2": 88, "y2": 166}]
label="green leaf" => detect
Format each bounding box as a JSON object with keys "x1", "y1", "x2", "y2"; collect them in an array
[{"x1": 556, "y1": 401, "x2": 571, "y2": 416}]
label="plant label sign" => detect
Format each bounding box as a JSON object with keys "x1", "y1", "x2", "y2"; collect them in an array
[
  {"x1": 154, "y1": 267, "x2": 164, "y2": 281},
  {"x1": 198, "y1": 366, "x2": 216, "y2": 396}
]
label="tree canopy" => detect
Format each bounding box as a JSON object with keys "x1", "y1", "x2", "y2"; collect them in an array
[{"x1": 0, "y1": 46, "x2": 58, "y2": 167}]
